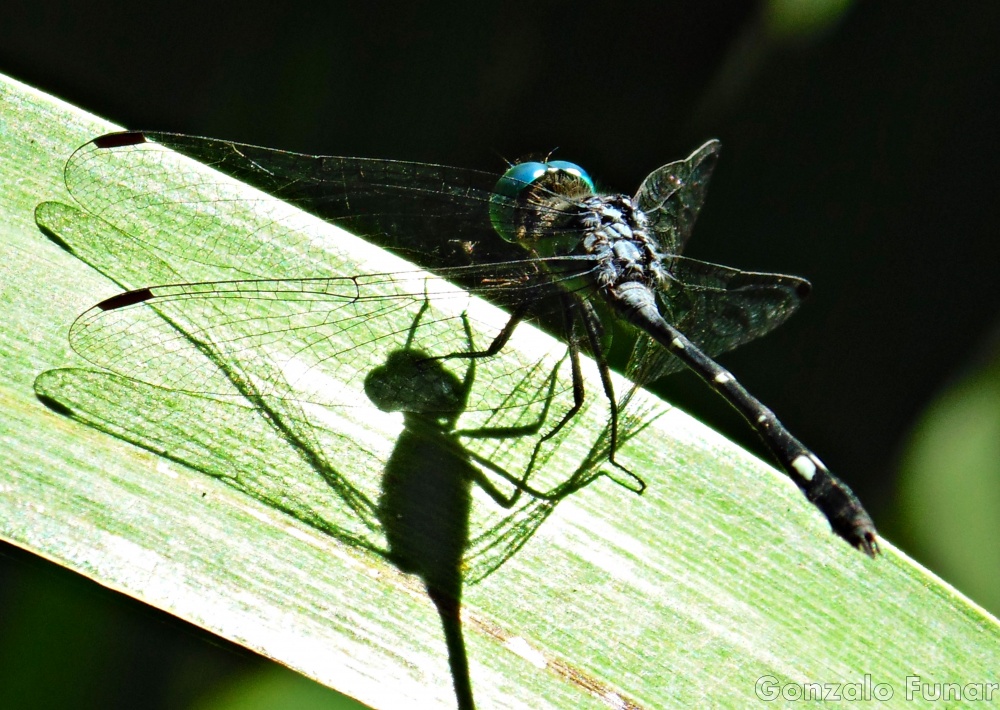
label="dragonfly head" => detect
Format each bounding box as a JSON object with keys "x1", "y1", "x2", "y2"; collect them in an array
[{"x1": 489, "y1": 160, "x2": 595, "y2": 251}]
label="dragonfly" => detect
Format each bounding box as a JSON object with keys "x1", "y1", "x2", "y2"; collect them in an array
[{"x1": 56, "y1": 131, "x2": 878, "y2": 556}]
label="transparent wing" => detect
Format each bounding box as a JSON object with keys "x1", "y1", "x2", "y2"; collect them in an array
[
  {"x1": 626, "y1": 255, "x2": 810, "y2": 386},
  {"x1": 634, "y1": 139, "x2": 721, "y2": 254},
  {"x1": 67, "y1": 261, "x2": 596, "y2": 416},
  {"x1": 65, "y1": 131, "x2": 587, "y2": 278}
]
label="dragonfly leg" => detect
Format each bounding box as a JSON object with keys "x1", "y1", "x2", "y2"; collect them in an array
[
  {"x1": 577, "y1": 299, "x2": 647, "y2": 493},
  {"x1": 437, "y1": 300, "x2": 532, "y2": 361},
  {"x1": 579, "y1": 299, "x2": 618, "y2": 459},
  {"x1": 532, "y1": 293, "x2": 586, "y2": 445}
]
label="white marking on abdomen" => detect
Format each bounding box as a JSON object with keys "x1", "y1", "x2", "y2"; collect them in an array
[{"x1": 792, "y1": 454, "x2": 818, "y2": 481}]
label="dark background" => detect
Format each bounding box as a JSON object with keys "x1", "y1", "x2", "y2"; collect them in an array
[{"x1": 3, "y1": 2, "x2": 998, "y2": 707}]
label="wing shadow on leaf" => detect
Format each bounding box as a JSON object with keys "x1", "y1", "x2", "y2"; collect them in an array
[{"x1": 32, "y1": 326, "x2": 639, "y2": 710}]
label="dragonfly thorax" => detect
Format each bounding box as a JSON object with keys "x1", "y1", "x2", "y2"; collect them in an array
[{"x1": 575, "y1": 194, "x2": 670, "y2": 293}]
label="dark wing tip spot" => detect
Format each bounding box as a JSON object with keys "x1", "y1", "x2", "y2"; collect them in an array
[
  {"x1": 93, "y1": 131, "x2": 148, "y2": 149},
  {"x1": 97, "y1": 288, "x2": 154, "y2": 311},
  {"x1": 795, "y1": 279, "x2": 812, "y2": 299}
]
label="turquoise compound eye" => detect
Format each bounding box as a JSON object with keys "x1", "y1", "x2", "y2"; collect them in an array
[{"x1": 489, "y1": 160, "x2": 594, "y2": 242}]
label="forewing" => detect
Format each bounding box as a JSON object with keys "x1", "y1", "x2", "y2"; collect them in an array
[
  {"x1": 65, "y1": 131, "x2": 583, "y2": 277},
  {"x1": 634, "y1": 139, "x2": 721, "y2": 255}
]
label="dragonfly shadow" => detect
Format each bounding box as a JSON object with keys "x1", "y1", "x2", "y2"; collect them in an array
[
  {"x1": 363, "y1": 301, "x2": 557, "y2": 709},
  {"x1": 366, "y1": 345, "x2": 480, "y2": 707},
  {"x1": 36, "y1": 199, "x2": 645, "y2": 709}
]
